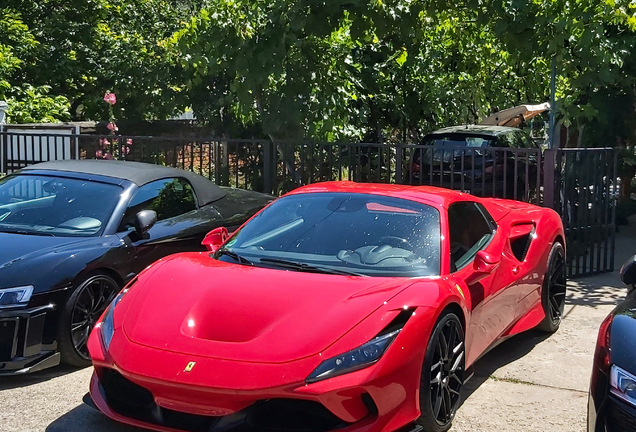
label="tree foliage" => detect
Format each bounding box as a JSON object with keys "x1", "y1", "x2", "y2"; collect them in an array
[
  {"x1": 0, "y1": 8, "x2": 70, "y2": 123},
  {"x1": 167, "y1": 0, "x2": 560, "y2": 141},
  {"x1": 1, "y1": 0, "x2": 636, "y2": 153}
]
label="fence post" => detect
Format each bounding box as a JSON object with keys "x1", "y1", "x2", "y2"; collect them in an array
[
  {"x1": 610, "y1": 149, "x2": 618, "y2": 272},
  {"x1": 213, "y1": 141, "x2": 221, "y2": 186},
  {"x1": 543, "y1": 149, "x2": 557, "y2": 209},
  {"x1": 263, "y1": 140, "x2": 273, "y2": 194},
  {"x1": 0, "y1": 127, "x2": 4, "y2": 174},
  {"x1": 395, "y1": 142, "x2": 403, "y2": 184}
]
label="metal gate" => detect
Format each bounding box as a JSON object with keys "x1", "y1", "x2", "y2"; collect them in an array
[{"x1": 544, "y1": 148, "x2": 619, "y2": 277}]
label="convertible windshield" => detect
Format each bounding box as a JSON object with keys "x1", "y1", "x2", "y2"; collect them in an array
[
  {"x1": 0, "y1": 174, "x2": 121, "y2": 237},
  {"x1": 219, "y1": 193, "x2": 441, "y2": 277}
]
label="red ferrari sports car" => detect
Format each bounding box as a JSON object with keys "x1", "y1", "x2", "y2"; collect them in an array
[{"x1": 85, "y1": 182, "x2": 566, "y2": 432}]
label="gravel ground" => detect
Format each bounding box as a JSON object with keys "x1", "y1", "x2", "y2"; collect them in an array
[{"x1": 2, "y1": 225, "x2": 634, "y2": 432}]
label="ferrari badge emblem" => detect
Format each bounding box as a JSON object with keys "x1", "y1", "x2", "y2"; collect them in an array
[
  {"x1": 455, "y1": 284, "x2": 465, "y2": 300},
  {"x1": 184, "y1": 361, "x2": 196, "y2": 372}
]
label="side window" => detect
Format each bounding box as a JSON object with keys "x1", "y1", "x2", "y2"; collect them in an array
[
  {"x1": 448, "y1": 202, "x2": 496, "y2": 271},
  {"x1": 118, "y1": 178, "x2": 197, "y2": 232},
  {"x1": 506, "y1": 132, "x2": 525, "y2": 148},
  {"x1": 493, "y1": 134, "x2": 511, "y2": 148},
  {"x1": 519, "y1": 132, "x2": 539, "y2": 149}
]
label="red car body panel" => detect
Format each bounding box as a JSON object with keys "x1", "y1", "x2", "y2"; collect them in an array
[{"x1": 87, "y1": 182, "x2": 565, "y2": 432}]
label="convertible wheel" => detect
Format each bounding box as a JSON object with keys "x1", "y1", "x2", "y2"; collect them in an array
[
  {"x1": 537, "y1": 242, "x2": 566, "y2": 333},
  {"x1": 58, "y1": 273, "x2": 119, "y2": 367},
  {"x1": 417, "y1": 313, "x2": 465, "y2": 432}
]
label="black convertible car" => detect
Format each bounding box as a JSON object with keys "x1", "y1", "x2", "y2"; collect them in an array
[
  {"x1": 588, "y1": 254, "x2": 636, "y2": 431},
  {"x1": 0, "y1": 160, "x2": 272, "y2": 374}
]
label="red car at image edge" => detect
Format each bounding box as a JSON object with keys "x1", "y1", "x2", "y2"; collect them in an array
[{"x1": 84, "y1": 181, "x2": 567, "y2": 432}]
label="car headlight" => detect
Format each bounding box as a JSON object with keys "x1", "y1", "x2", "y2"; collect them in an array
[
  {"x1": 306, "y1": 329, "x2": 401, "y2": 384},
  {"x1": 100, "y1": 291, "x2": 126, "y2": 351},
  {"x1": 611, "y1": 365, "x2": 636, "y2": 406},
  {"x1": 0, "y1": 286, "x2": 34, "y2": 309}
]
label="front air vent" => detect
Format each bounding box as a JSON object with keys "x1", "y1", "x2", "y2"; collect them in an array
[{"x1": 378, "y1": 308, "x2": 416, "y2": 336}]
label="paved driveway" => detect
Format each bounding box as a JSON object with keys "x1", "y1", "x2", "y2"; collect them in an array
[{"x1": 2, "y1": 226, "x2": 634, "y2": 432}]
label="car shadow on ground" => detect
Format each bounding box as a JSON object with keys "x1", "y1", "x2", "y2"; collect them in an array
[
  {"x1": 47, "y1": 404, "x2": 142, "y2": 432},
  {"x1": 458, "y1": 329, "x2": 550, "y2": 409},
  {"x1": 0, "y1": 364, "x2": 83, "y2": 391},
  {"x1": 566, "y1": 277, "x2": 626, "y2": 309}
]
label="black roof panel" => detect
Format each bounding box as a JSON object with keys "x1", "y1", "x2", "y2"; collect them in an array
[{"x1": 20, "y1": 160, "x2": 226, "y2": 206}]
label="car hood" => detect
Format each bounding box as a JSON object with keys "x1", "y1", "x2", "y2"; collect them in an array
[
  {"x1": 0, "y1": 232, "x2": 91, "y2": 288},
  {"x1": 122, "y1": 253, "x2": 417, "y2": 363}
]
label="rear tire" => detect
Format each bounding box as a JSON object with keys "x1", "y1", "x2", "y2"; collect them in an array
[
  {"x1": 416, "y1": 313, "x2": 465, "y2": 432},
  {"x1": 537, "y1": 242, "x2": 566, "y2": 333},
  {"x1": 57, "y1": 272, "x2": 119, "y2": 367}
]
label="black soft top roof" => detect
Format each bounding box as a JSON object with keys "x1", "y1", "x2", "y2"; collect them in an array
[{"x1": 21, "y1": 160, "x2": 226, "y2": 206}]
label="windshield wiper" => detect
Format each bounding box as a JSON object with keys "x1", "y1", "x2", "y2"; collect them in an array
[
  {"x1": 216, "y1": 249, "x2": 253, "y2": 265},
  {"x1": 259, "y1": 258, "x2": 366, "y2": 277},
  {"x1": 0, "y1": 228, "x2": 55, "y2": 237}
]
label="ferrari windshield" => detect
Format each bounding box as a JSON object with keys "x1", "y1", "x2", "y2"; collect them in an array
[
  {"x1": 0, "y1": 174, "x2": 121, "y2": 237},
  {"x1": 219, "y1": 193, "x2": 441, "y2": 277}
]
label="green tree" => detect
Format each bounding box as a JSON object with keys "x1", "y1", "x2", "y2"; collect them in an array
[
  {"x1": 0, "y1": 8, "x2": 70, "y2": 123},
  {"x1": 2, "y1": 0, "x2": 201, "y2": 122},
  {"x1": 168, "y1": 1, "x2": 553, "y2": 141}
]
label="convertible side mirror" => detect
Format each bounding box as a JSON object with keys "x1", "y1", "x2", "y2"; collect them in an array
[
  {"x1": 202, "y1": 227, "x2": 229, "y2": 252},
  {"x1": 134, "y1": 210, "x2": 157, "y2": 237},
  {"x1": 465, "y1": 250, "x2": 500, "y2": 286},
  {"x1": 620, "y1": 255, "x2": 636, "y2": 294}
]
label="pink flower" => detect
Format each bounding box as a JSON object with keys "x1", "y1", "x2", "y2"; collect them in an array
[
  {"x1": 122, "y1": 146, "x2": 131, "y2": 155},
  {"x1": 99, "y1": 138, "x2": 110, "y2": 148},
  {"x1": 95, "y1": 149, "x2": 103, "y2": 158},
  {"x1": 126, "y1": 138, "x2": 133, "y2": 146},
  {"x1": 104, "y1": 152, "x2": 114, "y2": 160},
  {"x1": 103, "y1": 91, "x2": 117, "y2": 105},
  {"x1": 106, "y1": 122, "x2": 118, "y2": 132}
]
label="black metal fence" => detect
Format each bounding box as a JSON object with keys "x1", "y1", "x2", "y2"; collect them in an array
[
  {"x1": 545, "y1": 148, "x2": 618, "y2": 276},
  {"x1": 0, "y1": 131, "x2": 620, "y2": 277}
]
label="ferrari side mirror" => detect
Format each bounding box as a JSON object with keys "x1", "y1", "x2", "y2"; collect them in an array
[
  {"x1": 620, "y1": 255, "x2": 636, "y2": 294},
  {"x1": 134, "y1": 210, "x2": 157, "y2": 237},
  {"x1": 202, "y1": 227, "x2": 229, "y2": 252},
  {"x1": 465, "y1": 250, "x2": 500, "y2": 286}
]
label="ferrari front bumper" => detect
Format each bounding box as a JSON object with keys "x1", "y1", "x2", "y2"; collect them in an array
[
  {"x1": 88, "y1": 369, "x2": 383, "y2": 432},
  {"x1": 87, "y1": 308, "x2": 437, "y2": 432}
]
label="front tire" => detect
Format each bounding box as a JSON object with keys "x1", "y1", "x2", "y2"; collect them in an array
[
  {"x1": 57, "y1": 272, "x2": 119, "y2": 367},
  {"x1": 537, "y1": 242, "x2": 566, "y2": 333},
  {"x1": 416, "y1": 312, "x2": 465, "y2": 432}
]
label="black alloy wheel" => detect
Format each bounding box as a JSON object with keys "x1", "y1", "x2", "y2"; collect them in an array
[
  {"x1": 58, "y1": 273, "x2": 119, "y2": 366},
  {"x1": 417, "y1": 313, "x2": 465, "y2": 432},
  {"x1": 537, "y1": 242, "x2": 567, "y2": 333}
]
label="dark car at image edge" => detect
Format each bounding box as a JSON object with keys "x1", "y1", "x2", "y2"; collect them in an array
[
  {"x1": 588, "y1": 254, "x2": 636, "y2": 431},
  {"x1": 0, "y1": 160, "x2": 272, "y2": 374}
]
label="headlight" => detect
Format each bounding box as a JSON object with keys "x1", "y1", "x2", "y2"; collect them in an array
[
  {"x1": 306, "y1": 329, "x2": 401, "y2": 384},
  {"x1": 611, "y1": 365, "x2": 636, "y2": 407},
  {"x1": 0, "y1": 286, "x2": 34, "y2": 309},
  {"x1": 100, "y1": 292, "x2": 125, "y2": 351}
]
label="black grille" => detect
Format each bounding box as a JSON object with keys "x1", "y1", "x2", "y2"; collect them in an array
[
  {"x1": 97, "y1": 368, "x2": 352, "y2": 432},
  {"x1": 0, "y1": 319, "x2": 18, "y2": 361},
  {"x1": 99, "y1": 368, "x2": 154, "y2": 408},
  {"x1": 605, "y1": 397, "x2": 636, "y2": 432}
]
